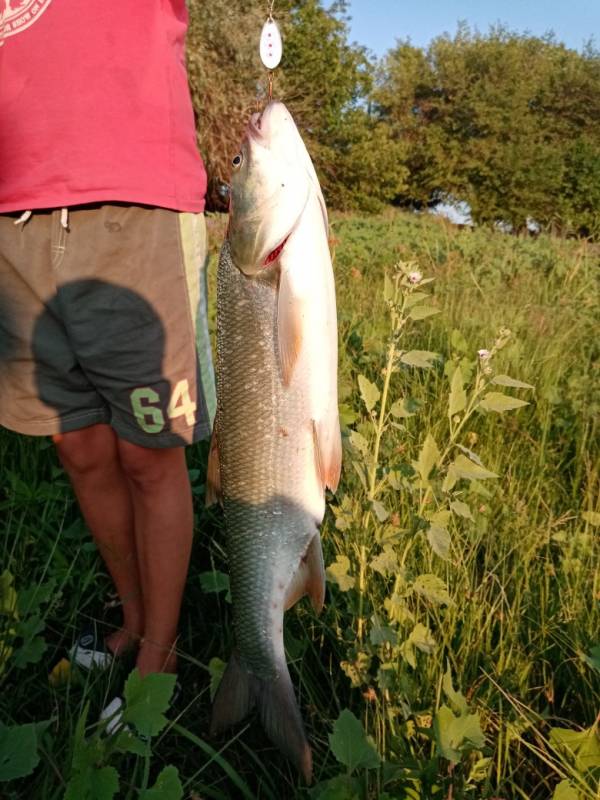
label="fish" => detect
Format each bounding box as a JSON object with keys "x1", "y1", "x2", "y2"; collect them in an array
[{"x1": 206, "y1": 100, "x2": 341, "y2": 783}]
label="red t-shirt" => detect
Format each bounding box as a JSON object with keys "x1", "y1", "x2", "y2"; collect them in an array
[{"x1": 0, "y1": 1, "x2": 207, "y2": 212}]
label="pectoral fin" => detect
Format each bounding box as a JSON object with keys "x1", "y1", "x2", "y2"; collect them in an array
[
  {"x1": 312, "y1": 418, "x2": 342, "y2": 493},
  {"x1": 277, "y1": 268, "x2": 304, "y2": 386},
  {"x1": 205, "y1": 426, "x2": 222, "y2": 507}
]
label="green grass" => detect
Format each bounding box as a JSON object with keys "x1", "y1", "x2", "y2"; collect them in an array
[{"x1": 1, "y1": 210, "x2": 598, "y2": 799}]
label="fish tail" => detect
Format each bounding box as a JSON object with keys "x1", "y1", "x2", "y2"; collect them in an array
[
  {"x1": 257, "y1": 662, "x2": 313, "y2": 784},
  {"x1": 210, "y1": 651, "x2": 258, "y2": 735},
  {"x1": 210, "y1": 653, "x2": 313, "y2": 784}
]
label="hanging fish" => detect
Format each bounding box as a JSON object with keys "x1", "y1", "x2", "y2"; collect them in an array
[{"x1": 207, "y1": 100, "x2": 341, "y2": 783}]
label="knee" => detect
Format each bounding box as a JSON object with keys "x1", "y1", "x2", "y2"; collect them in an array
[
  {"x1": 117, "y1": 440, "x2": 185, "y2": 489},
  {"x1": 54, "y1": 424, "x2": 117, "y2": 477}
]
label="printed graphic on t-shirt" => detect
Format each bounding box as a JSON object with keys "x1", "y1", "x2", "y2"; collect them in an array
[{"x1": 0, "y1": 0, "x2": 52, "y2": 44}]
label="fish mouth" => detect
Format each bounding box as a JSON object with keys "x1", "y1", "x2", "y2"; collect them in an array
[{"x1": 247, "y1": 112, "x2": 265, "y2": 143}]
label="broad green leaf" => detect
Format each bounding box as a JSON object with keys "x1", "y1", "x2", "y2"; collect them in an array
[
  {"x1": 13, "y1": 614, "x2": 46, "y2": 669},
  {"x1": 70, "y1": 705, "x2": 101, "y2": 776},
  {"x1": 448, "y1": 366, "x2": 467, "y2": 417},
  {"x1": 91, "y1": 767, "x2": 120, "y2": 800},
  {"x1": 405, "y1": 291, "x2": 428, "y2": 308},
  {"x1": 412, "y1": 574, "x2": 452, "y2": 606},
  {"x1": 442, "y1": 464, "x2": 458, "y2": 493},
  {"x1": 310, "y1": 774, "x2": 361, "y2": 800},
  {"x1": 369, "y1": 615, "x2": 398, "y2": 646},
  {"x1": 371, "y1": 500, "x2": 389, "y2": 522},
  {"x1": 139, "y1": 765, "x2": 183, "y2": 800},
  {"x1": 582, "y1": 644, "x2": 600, "y2": 673},
  {"x1": 467, "y1": 756, "x2": 492, "y2": 783},
  {"x1": 17, "y1": 578, "x2": 56, "y2": 616},
  {"x1": 389, "y1": 397, "x2": 416, "y2": 418},
  {"x1": 0, "y1": 571, "x2": 17, "y2": 616},
  {"x1": 383, "y1": 274, "x2": 394, "y2": 304},
  {"x1": 427, "y1": 524, "x2": 451, "y2": 560},
  {"x1": 384, "y1": 594, "x2": 414, "y2": 625},
  {"x1": 65, "y1": 765, "x2": 119, "y2": 800},
  {"x1": 430, "y1": 509, "x2": 451, "y2": 526},
  {"x1": 329, "y1": 710, "x2": 381, "y2": 773},
  {"x1": 370, "y1": 546, "x2": 398, "y2": 576},
  {"x1": 400, "y1": 350, "x2": 439, "y2": 369},
  {"x1": 434, "y1": 705, "x2": 485, "y2": 764},
  {"x1": 468, "y1": 479, "x2": 493, "y2": 498},
  {"x1": 377, "y1": 662, "x2": 396, "y2": 691},
  {"x1": 582, "y1": 511, "x2": 600, "y2": 527},
  {"x1": 550, "y1": 725, "x2": 600, "y2": 771},
  {"x1": 122, "y1": 669, "x2": 177, "y2": 739},
  {"x1": 414, "y1": 434, "x2": 441, "y2": 482},
  {"x1": 452, "y1": 454, "x2": 498, "y2": 480},
  {"x1": 479, "y1": 392, "x2": 529, "y2": 413},
  {"x1": 442, "y1": 666, "x2": 468, "y2": 715},
  {"x1": 409, "y1": 623, "x2": 436, "y2": 654},
  {"x1": 351, "y1": 460, "x2": 368, "y2": 490},
  {"x1": 451, "y1": 329, "x2": 469, "y2": 353},
  {"x1": 349, "y1": 430, "x2": 369, "y2": 459},
  {"x1": 492, "y1": 374, "x2": 534, "y2": 389},
  {"x1": 399, "y1": 639, "x2": 416, "y2": 668},
  {"x1": 113, "y1": 731, "x2": 147, "y2": 757},
  {"x1": 450, "y1": 500, "x2": 474, "y2": 521},
  {"x1": 553, "y1": 780, "x2": 580, "y2": 800},
  {"x1": 340, "y1": 652, "x2": 371, "y2": 688},
  {"x1": 338, "y1": 403, "x2": 358, "y2": 427},
  {"x1": 326, "y1": 556, "x2": 355, "y2": 592},
  {"x1": 199, "y1": 570, "x2": 231, "y2": 602},
  {"x1": 409, "y1": 305, "x2": 441, "y2": 321},
  {"x1": 13, "y1": 635, "x2": 46, "y2": 669},
  {"x1": 208, "y1": 657, "x2": 226, "y2": 701},
  {"x1": 358, "y1": 374, "x2": 380, "y2": 413},
  {"x1": 0, "y1": 722, "x2": 39, "y2": 781}
]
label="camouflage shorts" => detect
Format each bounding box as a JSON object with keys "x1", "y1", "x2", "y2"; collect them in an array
[{"x1": 0, "y1": 204, "x2": 216, "y2": 447}]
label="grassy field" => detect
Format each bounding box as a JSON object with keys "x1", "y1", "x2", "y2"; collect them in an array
[{"x1": 1, "y1": 210, "x2": 598, "y2": 799}]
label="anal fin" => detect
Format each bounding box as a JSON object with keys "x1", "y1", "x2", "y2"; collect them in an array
[{"x1": 284, "y1": 534, "x2": 325, "y2": 614}]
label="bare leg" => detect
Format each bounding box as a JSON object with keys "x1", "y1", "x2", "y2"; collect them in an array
[
  {"x1": 117, "y1": 440, "x2": 193, "y2": 676},
  {"x1": 55, "y1": 424, "x2": 144, "y2": 654}
]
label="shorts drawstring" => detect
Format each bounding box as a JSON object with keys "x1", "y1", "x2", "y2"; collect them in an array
[
  {"x1": 14, "y1": 210, "x2": 32, "y2": 226},
  {"x1": 13, "y1": 208, "x2": 70, "y2": 230}
]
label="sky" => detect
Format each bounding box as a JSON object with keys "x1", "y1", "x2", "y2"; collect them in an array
[{"x1": 346, "y1": 0, "x2": 599, "y2": 57}]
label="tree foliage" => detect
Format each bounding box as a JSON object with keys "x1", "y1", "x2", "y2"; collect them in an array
[
  {"x1": 375, "y1": 26, "x2": 600, "y2": 235},
  {"x1": 187, "y1": 4, "x2": 600, "y2": 235},
  {"x1": 186, "y1": 0, "x2": 404, "y2": 211}
]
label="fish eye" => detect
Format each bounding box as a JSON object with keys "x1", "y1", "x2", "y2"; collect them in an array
[{"x1": 232, "y1": 152, "x2": 244, "y2": 169}]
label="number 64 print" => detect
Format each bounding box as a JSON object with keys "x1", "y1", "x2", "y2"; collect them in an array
[{"x1": 130, "y1": 379, "x2": 196, "y2": 434}]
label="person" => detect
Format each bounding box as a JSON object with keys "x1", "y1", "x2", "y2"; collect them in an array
[{"x1": 0, "y1": 0, "x2": 215, "y2": 687}]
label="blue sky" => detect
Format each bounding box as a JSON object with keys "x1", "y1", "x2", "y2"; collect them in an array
[{"x1": 346, "y1": 0, "x2": 599, "y2": 56}]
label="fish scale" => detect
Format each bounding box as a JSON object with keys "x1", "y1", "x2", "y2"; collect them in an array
[{"x1": 215, "y1": 239, "x2": 320, "y2": 678}]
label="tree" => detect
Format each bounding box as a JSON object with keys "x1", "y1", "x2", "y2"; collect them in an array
[
  {"x1": 186, "y1": 0, "x2": 406, "y2": 212},
  {"x1": 376, "y1": 26, "x2": 600, "y2": 234}
]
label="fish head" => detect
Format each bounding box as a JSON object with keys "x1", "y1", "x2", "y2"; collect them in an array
[{"x1": 228, "y1": 101, "x2": 314, "y2": 276}]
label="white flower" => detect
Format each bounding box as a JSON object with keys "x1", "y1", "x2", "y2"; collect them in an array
[
  {"x1": 408, "y1": 270, "x2": 422, "y2": 284},
  {"x1": 478, "y1": 349, "x2": 491, "y2": 360}
]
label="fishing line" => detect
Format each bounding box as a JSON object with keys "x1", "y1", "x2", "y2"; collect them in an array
[{"x1": 259, "y1": 0, "x2": 282, "y2": 101}]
